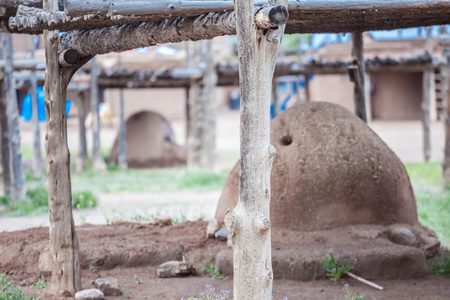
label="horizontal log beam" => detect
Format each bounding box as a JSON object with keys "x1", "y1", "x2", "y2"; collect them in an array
[
  {"x1": 3, "y1": 0, "x2": 449, "y2": 36},
  {"x1": 0, "y1": 58, "x2": 46, "y2": 70}
]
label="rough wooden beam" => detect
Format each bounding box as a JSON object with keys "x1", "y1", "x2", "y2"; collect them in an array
[
  {"x1": 4, "y1": 0, "x2": 449, "y2": 37},
  {"x1": 30, "y1": 35, "x2": 42, "y2": 177}
]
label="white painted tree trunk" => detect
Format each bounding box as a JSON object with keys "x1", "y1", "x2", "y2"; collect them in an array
[
  {"x1": 44, "y1": 0, "x2": 82, "y2": 295},
  {"x1": 224, "y1": 0, "x2": 287, "y2": 299},
  {"x1": 4, "y1": 33, "x2": 25, "y2": 200},
  {"x1": 90, "y1": 57, "x2": 107, "y2": 172}
]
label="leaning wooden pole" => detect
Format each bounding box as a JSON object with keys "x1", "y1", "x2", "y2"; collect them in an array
[
  {"x1": 117, "y1": 54, "x2": 127, "y2": 169},
  {"x1": 75, "y1": 91, "x2": 87, "y2": 172},
  {"x1": 0, "y1": 33, "x2": 13, "y2": 196},
  {"x1": 351, "y1": 32, "x2": 367, "y2": 122},
  {"x1": 30, "y1": 35, "x2": 43, "y2": 177},
  {"x1": 43, "y1": 0, "x2": 82, "y2": 295},
  {"x1": 224, "y1": 2, "x2": 288, "y2": 299},
  {"x1": 204, "y1": 40, "x2": 218, "y2": 172}
]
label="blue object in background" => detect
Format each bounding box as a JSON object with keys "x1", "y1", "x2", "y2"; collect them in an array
[{"x1": 20, "y1": 86, "x2": 71, "y2": 122}]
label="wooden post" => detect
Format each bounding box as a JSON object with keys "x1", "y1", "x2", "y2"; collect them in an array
[
  {"x1": 422, "y1": 27, "x2": 432, "y2": 162},
  {"x1": 304, "y1": 74, "x2": 310, "y2": 101},
  {"x1": 75, "y1": 90, "x2": 87, "y2": 172},
  {"x1": 117, "y1": 54, "x2": 127, "y2": 169},
  {"x1": 43, "y1": 0, "x2": 87, "y2": 295},
  {"x1": 30, "y1": 35, "x2": 42, "y2": 177},
  {"x1": 224, "y1": 1, "x2": 288, "y2": 299},
  {"x1": 117, "y1": 88, "x2": 127, "y2": 168},
  {"x1": 0, "y1": 33, "x2": 12, "y2": 196},
  {"x1": 203, "y1": 40, "x2": 218, "y2": 172},
  {"x1": 4, "y1": 33, "x2": 25, "y2": 200},
  {"x1": 350, "y1": 32, "x2": 367, "y2": 122},
  {"x1": 187, "y1": 41, "x2": 205, "y2": 170},
  {"x1": 272, "y1": 79, "x2": 280, "y2": 116},
  {"x1": 90, "y1": 57, "x2": 106, "y2": 172},
  {"x1": 441, "y1": 34, "x2": 450, "y2": 185}
]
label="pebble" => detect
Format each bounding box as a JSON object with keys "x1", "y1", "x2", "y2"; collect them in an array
[
  {"x1": 153, "y1": 216, "x2": 172, "y2": 226},
  {"x1": 157, "y1": 261, "x2": 195, "y2": 278},
  {"x1": 215, "y1": 227, "x2": 229, "y2": 241},
  {"x1": 74, "y1": 289, "x2": 104, "y2": 300},
  {"x1": 94, "y1": 277, "x2": 122, "y2": 296},
  {"x1": 390, "y1": 227, "x2": 416, "y2": 246}
]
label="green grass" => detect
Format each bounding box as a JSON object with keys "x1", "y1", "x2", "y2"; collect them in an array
[
  {"x1": 405, "y1": 162, "x2": 442, "y2": 187},
  {"x1": 404, "y1": 162, "x2": 450, "y2": 243},
  {"x1": 1, "y1": 273, "x2": 39, "y2": 300},
  {"x1": 71, "y1": 167, "x2": 228, "y2": 194},
  {"x1": 428, "y1": 248, "x2": 450, "y2": 278}
]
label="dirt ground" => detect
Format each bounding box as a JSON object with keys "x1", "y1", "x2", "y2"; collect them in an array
[{"x1": 1, "y1": 221, "x2": 449, "y2": 300}]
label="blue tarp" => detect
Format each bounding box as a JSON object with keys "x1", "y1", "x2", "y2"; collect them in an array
[{"x1": 20, "y1": 86, "x2": 71, "y2": 122}]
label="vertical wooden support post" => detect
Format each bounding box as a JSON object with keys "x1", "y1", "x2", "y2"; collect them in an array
[
  {"x1": 75, "y1": 91, "x2": 88, "y2": 172},
  {"x1": 272, "y1": 79, "x2": 280, "y2": 116},
  {"x1": 304, "y1": 74, "x2": 310, "y2": 102},
  {"x1": 30, "y1": 35, "x2": 42, "y2": 177},
  {"x1": 44, "y1": 0, "x2": 83, "y2": 295},
  {"x1": 422, "y1": 28, "x2": 433, "y2": 162},
  {"x1": 117, "y1": 88, "x2": 127, "y2": 168},
  {"x1": 5, "y1": 33, "x2": 25, "y2": 200},
  {"x1": 364, "y1": 73, "x2": 372, "y2": 122},
  {"x1": 187, "y1": 41, "x2": 205, "y2": 170},
  {"x1": 117, "y1": 54, "x2": 127, "y2": 169},
  {"x1": 203, "y1": 40, "x2": 218, "y2": 172},
  {"x1": 90, "y1": 57, "x2": 106, "y2": 172},
  {"x1": 441, "y1": 34, "x2": 450, "y2": 185},
  {"x1": 224, "y1": 2, "x2": 288, "y2": 299},
  {"x1": 295, "y1": 76, "x2": 301, "y2": 104},
  {"x1": 351, "y1": 32, "x2": 367, "y2": 122},
  {"x1": 0, "y1": 33, "x2": 13, "y2": 196}
]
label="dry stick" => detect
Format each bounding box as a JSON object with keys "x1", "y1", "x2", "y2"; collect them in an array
[{"x1": 347, "y1": 272, "x2": 384, "y2": 291}]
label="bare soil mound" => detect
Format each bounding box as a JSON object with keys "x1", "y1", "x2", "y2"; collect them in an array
[
  {"x1": 108, "y1": 110, "x2": 186, "y2": 168},
  {"x1": 0, "y1": 222, "x2": 449, "y2": 299}
]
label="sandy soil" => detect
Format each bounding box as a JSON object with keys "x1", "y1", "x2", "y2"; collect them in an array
[{"x1": 0, "y1": 221, "x2": 449, "y2": 300}]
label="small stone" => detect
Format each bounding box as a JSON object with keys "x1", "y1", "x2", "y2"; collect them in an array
[
  {"x1": 206, "y1": 219, "x2": 220, "y2": 239},
  {"x1": 157, "y1": 261, "x2": 195, "y2": 278},
  {"x1": 74, "y1": 289, "x2": 104, "y2": 300},
  {"x1": 390, "y1": 227, "x2": 416, "y2": 246},
  {"x1": 153, "y1": 216, "x2": 172, "y2": 226},
  {"x1": 94, "y1": 277, "x2": 122, "y2": 296},
  {"x1": 215, "y1": 227, "x2": 229, "y2": 241}
]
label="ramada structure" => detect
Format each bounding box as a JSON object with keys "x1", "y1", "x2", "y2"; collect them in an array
[{"x1": 1, "y1": 0, "x2": 450, "y2": 299}]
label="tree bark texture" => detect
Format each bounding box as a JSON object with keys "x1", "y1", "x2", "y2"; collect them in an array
[
  {"x1": 0, "y1": 33, "x2": 12, "y2": 196},
  {"x1": 203, "y1": 40, "x2": 218, "y2": 172},
  {"x1": 223, "y1": 0, "x2": 287, "y2": 298},
  {"x1": 187, "y1": 41, "x2": 205, "y2": 170},
  {"x1": 351, "y1": 32, "x2": 367, "y2": 122},
  {"x1": 90, "y1": 57, "x2": 106, "y2": 172},
  {"x1": 117, "y1": 88, "x2": 127, "y2": 168},
  {"x1": 422, "y1": 28, "x2": 433, "y2": 162},
  {"x1": 4, "y1": 0, "x2": 450, "y2": 35},
  {"x1": 441, "y1": 37, "x2": 450, "y2": 184},
  {"x1": 43, "y1": 0, "x2": 82, "y2": 295},
  {"x1": 4, "y1": 33, "x2": 25, "y2": 200},
  {"x1": 75, "y1": 90, "x2": 87, "y2": 172},
  {"x1": 30, "y1": 35, "x2": 42, "y2": 177}
]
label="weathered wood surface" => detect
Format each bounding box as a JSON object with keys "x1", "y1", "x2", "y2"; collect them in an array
[
  {"x1": 3, "y1": 0, "x2": 449, "y2": 45},
  {"x1": 74, "y1": 91, "x2": 87, "y2": 172},
  {"x1": 4, "y1": 33, "x2": 26, "y2": 200},
  {"x1": 3, "y1": 0, "x2": 449, "y2": 34},
  {"x1": 30, "y1": 35, "x2": 42, "y2": 177},
  {"x1": 440, "y1": 35, "x2": 450, "y2": 184},
  {"x1": 422, "y1": 27, "x2": 433, "y2": 162},
  {"x1": 90, "y1": 57, "x2": 107, "y2": 172},
  {"x1": 0, "y1": 33, "x2": 13, "y2": 196},
  {"x1": 223, "y1": 0, "x2": 287, "y2": 298},
  {"x1": 117, "y1": 54, "x2": 127, "y2": 169},
  {"x1": 350, "y1": 32, "x2": 367, "y2": 122},
  {"x1": 43, "y1": 0, "x2": 82, "y2": 295}
]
